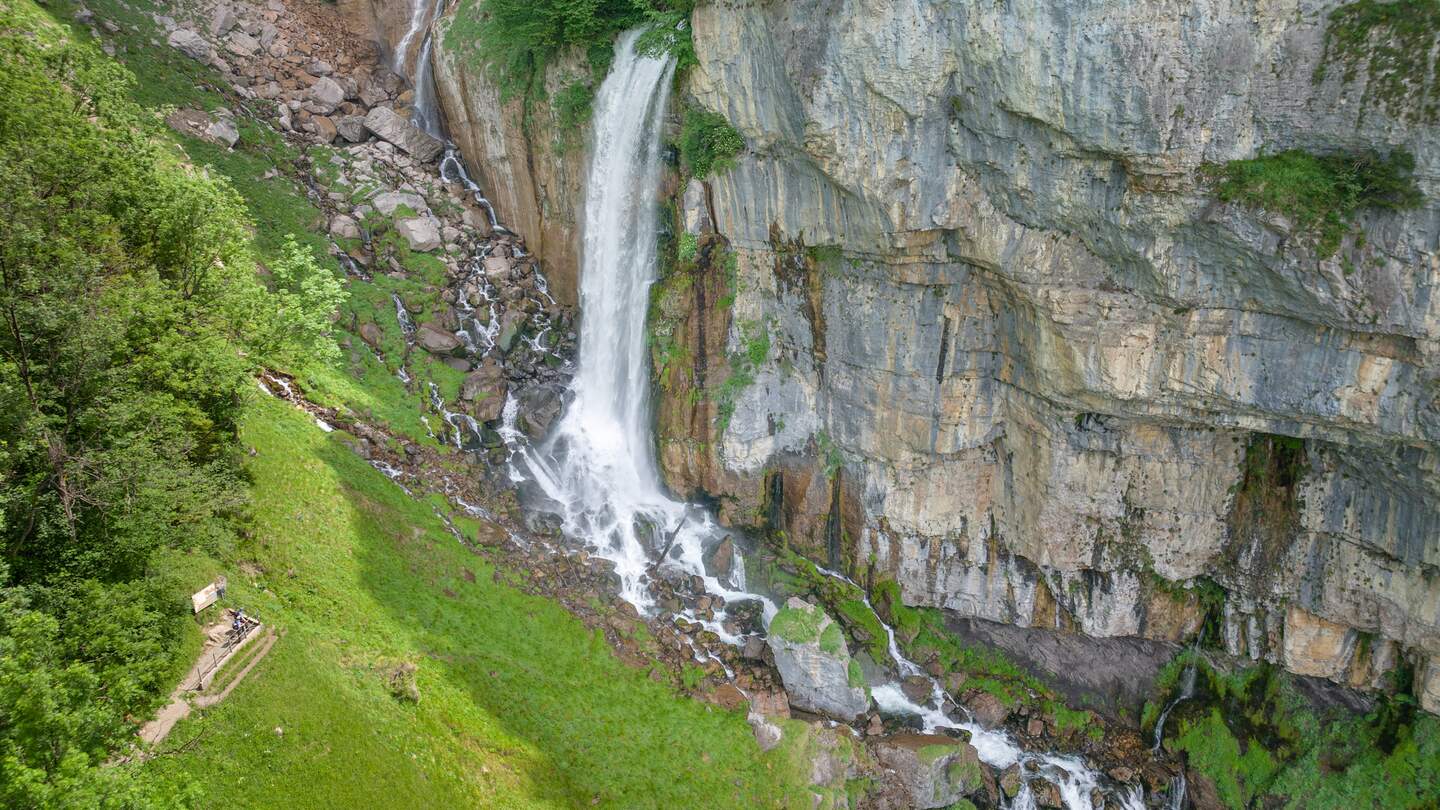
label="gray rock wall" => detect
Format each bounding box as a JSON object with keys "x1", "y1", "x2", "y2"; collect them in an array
[{"x1": 682, "y1": 0, "x2": 1440, "y2": 708}]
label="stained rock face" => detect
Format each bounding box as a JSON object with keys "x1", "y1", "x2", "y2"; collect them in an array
[
  {"x1": 662, "y1": 0, "x2": 1440, "y2": 707},
  {"x1": 872, "y1": 734, "x2": 983, "y2": 810},
  {"x1": 766, "y1": 598, "x2": 869, "y2": 722}
]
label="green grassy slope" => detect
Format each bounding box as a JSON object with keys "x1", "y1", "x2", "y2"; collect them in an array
[{"x1": 141, "y1": 395, "x2": 814, "y2": 808}]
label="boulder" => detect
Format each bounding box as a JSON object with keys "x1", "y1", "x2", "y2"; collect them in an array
[
  {"x1": 362, "y1": 106, "x2": 443, "y2": 163},
  {"x1": 335, "y1": 115, "x2": 367, "y2": 143},
  {"x1": 873, "y1": 734, "x2": 984, "y2": 809},
  {"x1": 496, "y1": 309, "x2": 526, "y2": 353},
  {"x1": 901, "y1": 675, "x2": 932, "y2": 704},
  {"x1": 167, "y1": 28, "x2": 211, "y2": 61},
  {"x1": 704, "y1": 537, "x2": 735, "y2": 579},
  {"x1": 311, "y1": 115, "x2": 337, "y2": 144},
  {"x1": 766, "y1": 597, "x2": 869, "y2": 721},
  {"x1": 968, "y1": 691, "x2": 1009, "y2": 729},
  {"x1": 998, "y1": 764, "x2": 1022, "y2": 798},
  {"x1": 1029, "y1": 778, "x2": 1063, "y2": 808},
  {"x1": 482, "y1": 255, "x2": 512, "y2": 283},
  {"x1": 747, "y1": 712, "x2": 783, "y2": 752},
  {"x1": 372, "y1": 191, "x2": 428, "y2": 217},
  {"x1": 307, "y1": 77, "x2": 345, "y2": 115},
  {"x1": 359, "y1": 82, "x2": 389, "y2": 108},
  {"x1": 416, "y1": 324, "x2": 461, "y2": 355},
  {"x1": 226, "y1": 30, "x2": 260, "y2": 57},
  {"x1": 357, "y1": 322, "x2": 383, "y2": 349},
  {"x1": 461, "y1": 359, "x2": 506, "y2": 417},
  {"x1": 516, "y1": 382, "x2": 565, "y2": 439},
  {"x1": 209, "y1": 5, "x2": 236, "y2": 36},
  {"x1": 203, "y1": 115, "x2": 240, "y2": 148},
  {"x1": 396, "y1": 217, "x2": 441, "y2": 252},
  {"x1": 328, "y1": 214, "x2": 361, "y2": 240}
]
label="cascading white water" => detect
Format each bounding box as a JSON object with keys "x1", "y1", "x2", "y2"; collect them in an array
[
  {"x1": 520, "y1": 31, "x2": 730, "y2": 610},
  {"x1": 406, "y1": 0, "x2": 446, "y2": 136},
  {"x1": 392, "y1": 0, "x2": 446, "y2": 135}
]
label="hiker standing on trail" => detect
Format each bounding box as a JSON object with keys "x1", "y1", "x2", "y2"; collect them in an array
[{"x1": 232, "y1": 607, "x2": 245, "y2": 634}]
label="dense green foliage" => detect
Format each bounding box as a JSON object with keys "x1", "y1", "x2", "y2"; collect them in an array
[
  {"x1": 0, "y1": 2, "x2": 343, "y2": 803},
  {"x1": 445, "y1": 0, "x2": 696, "y2": 104},
  {"x1": 1317, "y1": 0, "x2": 1440, "y2": 122},
  {"x1": 1203, "y1": 149, "x2": 1422, "y2": 257},
  {"x1": 1151, "y1": 654, "x2": 1440, "y2": 809},
  {"x1": 679, "y1": 105, "x2": 746, "y2": 179}
]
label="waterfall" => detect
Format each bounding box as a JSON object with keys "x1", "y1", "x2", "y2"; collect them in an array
[
  {"x1": 519, "y1": 31, "x2": 757, "y2": 620},
  {"x1": 406, "y1": 0, "x2": 445, "y2": 136},
  {"x1": 393, "y1": 0, "x2": 445, "y2": 135}
]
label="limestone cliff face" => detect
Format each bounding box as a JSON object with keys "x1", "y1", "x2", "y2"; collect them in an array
[{"x1": 435, "y1": 0, "x2": 1440, "y2": 708}]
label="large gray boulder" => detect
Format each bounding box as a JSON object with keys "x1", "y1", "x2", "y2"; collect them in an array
[
  {"x1": 873, "y1": 734, "x2": 984, "y2": 809},
  {"x1": 371, "y1": 191, "x2": 428, "y2": 218},
  {"x1": 416, "y1": 324, "x2": 460, "y2": 355},
  {"x1": 766, "y1": 598, "x2": 868, "y2": 721},
  {"x1": 461, "y1": 359, "x2": 507, "y2": 421},
  {"x1": 396, "y1": 217, "x2": 441, "y2": 252},
  {"x1": 203, "y1": 115, "x2": 239, "y2": 149},
  {"x1": 166, "y1": 28, "x2": 211, "y2": 61},
  {"x1": 363, "y1": 106, "x2": 443, "y2": 163},
  {"x1": 335, "y1": 115, "x2": 367, "y2": 144},
  {"x1": 225, "y1": 29, "x2": 260, "y2": 57},
  {"x1": 306, "y1": 77, "x2": 345, "y2": 115}
]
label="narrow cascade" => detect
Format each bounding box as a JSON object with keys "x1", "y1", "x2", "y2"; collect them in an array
[
  {"x1": 1152, "y1": 657, "x2": 1198, "y2": 751},
  {"x1": 518, "y1": 30, "x2": 757, "y2": 617}
]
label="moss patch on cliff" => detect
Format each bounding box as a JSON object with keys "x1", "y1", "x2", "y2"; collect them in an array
[
  {"x1": 1317, "y1": 0, "x2": 1440, "y2": 122},
  {"x1": 1202, "y1": 149, "x2": 1421, "y2": 257},
  {"x1": 1150, "y1": 654, "x2": 1440, "y2": 809}
]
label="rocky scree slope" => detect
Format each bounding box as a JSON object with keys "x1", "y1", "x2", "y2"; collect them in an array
[{"x1": 432, "y1": 0, "x2": 1440, "y2": 714}]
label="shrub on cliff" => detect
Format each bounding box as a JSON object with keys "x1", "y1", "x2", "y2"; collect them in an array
[
  {"x1": 1202, "y1": 149, "x2": 1422, "y2": 257},
  {"x1": 680, "y1": 105, "x2": 745, "y2": 178}
]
